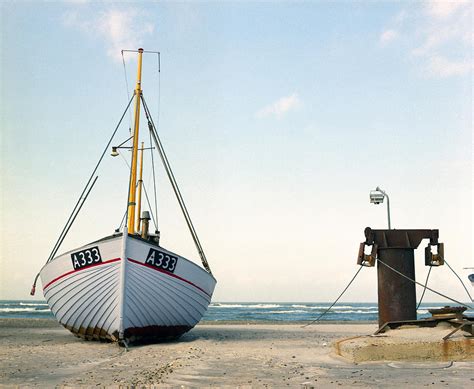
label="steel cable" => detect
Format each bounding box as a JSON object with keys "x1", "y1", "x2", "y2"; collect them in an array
[
  {"x1": 303, "y1": 265, "x2": 364, "y2": 327},
  {"x1": 443, "y1": 257, "x2": 473, "y2": 302},
  {"x1": 377, "y1": 258, "x2": 472, "y2": 309},
  {"x1": 121, "y1": 50, "x2": 133, "y2": 129},
  {"x1": 45, "y1": 94, "x2": 134, "y2": 264},
  {"x1": 141, "y1": 95, "x2": 212, "y2": 274},
  {"x1": 416, "y1": 265, "x2": 433, "y2": 310},
  {"x1": 148, "y1": 128, "x2": 159, "y2": 232},
  {"x1": 31, "y1": 94, "x2": 135, "y2": 295},
  {"x1": 142, "y1": 181, "x2": 158, "y2": 232}
]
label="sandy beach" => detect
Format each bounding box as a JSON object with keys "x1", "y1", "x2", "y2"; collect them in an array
[{"x1": 0, "y1": 318, "x2": 473, "y2": 388}]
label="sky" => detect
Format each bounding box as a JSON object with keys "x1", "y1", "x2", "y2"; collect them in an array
[{"x1": 0, "y1": 0, "x2": 472, "y2": 303}]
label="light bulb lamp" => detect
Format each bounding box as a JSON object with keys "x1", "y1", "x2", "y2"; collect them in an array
[{"x1": 370, "y1": 186, "x2": 391, "y2": 229}]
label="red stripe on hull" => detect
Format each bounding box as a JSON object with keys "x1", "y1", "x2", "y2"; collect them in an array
[
  {"x1": 127, "y1": 258, "x2": 211, "y2": 298},
  {"x1": 43, "y1": 258, "x2": 121, "y2": 291}
]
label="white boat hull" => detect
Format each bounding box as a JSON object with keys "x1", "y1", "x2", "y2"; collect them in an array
[{"x1": 40, "y1": 234, "x2": 216, "y2": 344}]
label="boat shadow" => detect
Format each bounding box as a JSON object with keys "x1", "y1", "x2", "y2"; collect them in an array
[
  {"x1": 173, "y1": 324, "x2": 300, "y2": 343},
  {"x1": 126, "y1": 325, "x2": 295, "y2": 348}
]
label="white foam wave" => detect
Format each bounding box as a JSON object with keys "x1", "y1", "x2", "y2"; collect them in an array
[
  {"x1": 265, "y1": 310, "x2": 307, "y2": 314},
  {"x1": 209, "y1": 303, "x2": 379, "y2": 311},
  {"x1": 331, "y1": 310, "x2": 378, "y2": 314},
  {"x1": 19, "y1": 302, "x2": 48, "y2": 306},
  {"x1": 0, "y1": 308, "x2": 50, "y2": 313},
  {"x1": 291, "y1": 305, "x2": 377, "y2": 310},
  {"x1": 210, "y1": 304, "x2": 281, "y2": 309}
]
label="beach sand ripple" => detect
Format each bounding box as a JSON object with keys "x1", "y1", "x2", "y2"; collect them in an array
[{"x1": 0, "y1": 319, "x2": 473, "y2": 387}]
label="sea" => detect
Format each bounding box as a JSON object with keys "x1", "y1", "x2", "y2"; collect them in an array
[{"x1": 1, "y1": 301, "x2": 472, "y2": 322}]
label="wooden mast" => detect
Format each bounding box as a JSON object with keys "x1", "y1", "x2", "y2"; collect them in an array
[
  {"x1": 136, "y1": 142, "x2": 145, "y2": 232},
  {"x1": 127, "y1": 48, "x2": 144, "y2": 234}
]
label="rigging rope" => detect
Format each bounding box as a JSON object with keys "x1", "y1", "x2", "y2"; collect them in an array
[
  {"x1": 119, "y1": 150, "x2": 131, "y2": 169},
  {"x1": 156, "y1": 52, "x2": 161, "y2": 130},
  {"x1": 377, "y1": 258, "x2": 473, "y2": 309},
  {"x1": 30, "y1": 94, "x2": 135, "y2": 295},
  {"x1": 443, "y1": 257, "x2": 473, "y2": 302},
  {"x1": 142, "y1": 182, "x2": 158, "y2": 232},
  {"x1": 417, "y1": 255, "x2": 473, "y2": 307},
  {"x1": 304, "y1": 252, "x2": 473, "y2": 326},
  {"x1": 145, "y1": 51, "x2": 161, "y2": 232},
  {"x1": 148, "y1": 126, "x2": 159, "y2": 232},
  {"x1": 303, "y1": 265, "x2": 364, "y2": 327},
  {"x1": 45, "y1": 94, "x2": 134, "y2": 265},
  {"x1": 121, "y1": 50, "x2": 133, "y2": 129},
  {"x1": 416, "y1": 265, "x2": 433, "y2": 310},
  {"x1": 117, "y1": 208, "x2": 127, "y2": 232},
  {"x1": 31, "y1": 176, "x2": 98, "y2": 295},
  {"x1": 141, "y1": 94, "x2": 212, "y2": 274}
]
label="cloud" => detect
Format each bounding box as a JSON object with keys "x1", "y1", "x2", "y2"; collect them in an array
[
  {"x1": 380, "y1": 1, "x2": 472, "y2": 78},
  {"x1": 425, "y1": 0, "x2": 469, "y2": 19},
  {"x1": 256, "y1": 93, "x2": 301, "y2": 119},
  {"x1": 62, "y1": 7, "x2": 155, "y2": 62},
  {"x1": 411, "y1": 6, "x2": 471, "y2": 57},
  {"x1": 379, "y1": 29, "x2": 399, "y2": 46},
  {"x1": 426, "y1": 55, "x2": 472, "y2": 77}
]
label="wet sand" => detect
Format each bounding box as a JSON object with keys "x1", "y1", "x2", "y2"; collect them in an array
[{"x1": 0, "y1": 318, "x2": 473, "y2": 388}]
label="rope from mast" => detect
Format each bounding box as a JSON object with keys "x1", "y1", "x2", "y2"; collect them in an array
[
  {"x1": 148, "y1": 51, "x2": 161, "y2": 234},
  {"x1": 30, "y1": 94, "x2": 135, "y2": 295},
  {"x1": 121, "y1": 50, "x2": 133, "y2": 129},
  {"x1": 46, "y1": 94, "x2": 134, "y2": 264},
  {"x1": 142, "y1": 181, "x2": 158, "y2": 232},
  {"x1": 141, "y1": 94, "x2": 213, "y2": 274},
  {"x1": 148, "y1": 122, "x2": 159, "y2": 233},
  {"x1": 377, "y1": 258, "x2": 473, "y2": 309},
  {"x1": 417, "y1": 265, "x2": 433, "y2": 309}
]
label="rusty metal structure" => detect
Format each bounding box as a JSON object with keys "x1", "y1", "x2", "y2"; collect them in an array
[
  {"x1": 374, "y1": 306, "x2": 473, "y2": 340},
  {"x1": 358, "y1": 227, "x2": 444, "y2": 326}
]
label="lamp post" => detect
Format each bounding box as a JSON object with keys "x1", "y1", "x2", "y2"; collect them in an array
[{"x1": 370, "y1": 186, "x2": 391, "y2": 229}]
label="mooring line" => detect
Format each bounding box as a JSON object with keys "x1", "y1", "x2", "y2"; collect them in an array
[
  {"x1": 416, "y1": 266, "x2": 433, "y2": 310},
  {"x1": 442, "y1": 257, "x2": 473, "y2": 302},
  {"x1": 377, "y1": 258, "x2": 472, "y2": 310},
  {"x1": 303, "y1": 265, "x2": 364, "y2": 327}
]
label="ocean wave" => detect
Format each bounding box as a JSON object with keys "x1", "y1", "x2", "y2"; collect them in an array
[
  {"x1": 329, "y1": 310, "x2": 379, "y2": 314},
  {"x1": 210, "y1": 304, "x2": 281, "y2": 309},
  {"x1": 209, "y1": 303, "x2": 380, "y2": 311},
  {"x1": 290, "y1": 305, "x2": 377, "y2": 310},
  {"x1": 290, "y1": 304, "x2": 310, "y2": 308},
  {"x1": 0, "y1": 302, "x2": 47, "y2": 307},
  {"x1": 417, "y1": 306, "x2": 462, "y2": 311},
  {"x1": 0, "y1": 308, "x2": 50, "y2": 313},
  {"x1": 323, "y1": 305, "x2": 355, "y2": 310},
  {"x1": 264, "y1": 310, "x2": 307, "y2": 314}
]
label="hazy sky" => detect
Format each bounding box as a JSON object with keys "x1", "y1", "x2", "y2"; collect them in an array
[{"x1": 1, "y1": 1, "x2": 472, "y2": 303}]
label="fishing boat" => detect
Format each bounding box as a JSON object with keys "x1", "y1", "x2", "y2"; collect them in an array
[{"x1": 31, "y1": 48, "x2": 217, "y2": 345}]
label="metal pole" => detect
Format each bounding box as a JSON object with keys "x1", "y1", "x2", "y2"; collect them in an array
[
  {"x1": 377, "y1": 248, "x2": 416, "y2": 325},
  {"x1": 385, "y1": 193, "x2": 391, "y2": 229},
  {"x1": 136, "y1": 142, "x2": 144, "y2": 232},
  {"x1": 360, "y1": 228, "x2": 442, "y2": 327},
  {"x1": 127, "y1": 48, "x2": 144, "y2": 234},
  {"x1": 376, "y1": 186, "x2": 391, "y2": 229}
]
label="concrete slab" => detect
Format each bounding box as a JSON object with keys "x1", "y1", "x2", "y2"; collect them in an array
[{"x1": 334, "y1": 322, "x2": 473, "y2": 363}]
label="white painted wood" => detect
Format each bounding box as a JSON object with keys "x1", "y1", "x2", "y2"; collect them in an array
[{"x1": 40, "y1": 234, "x2": 216, "y2": 343}]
